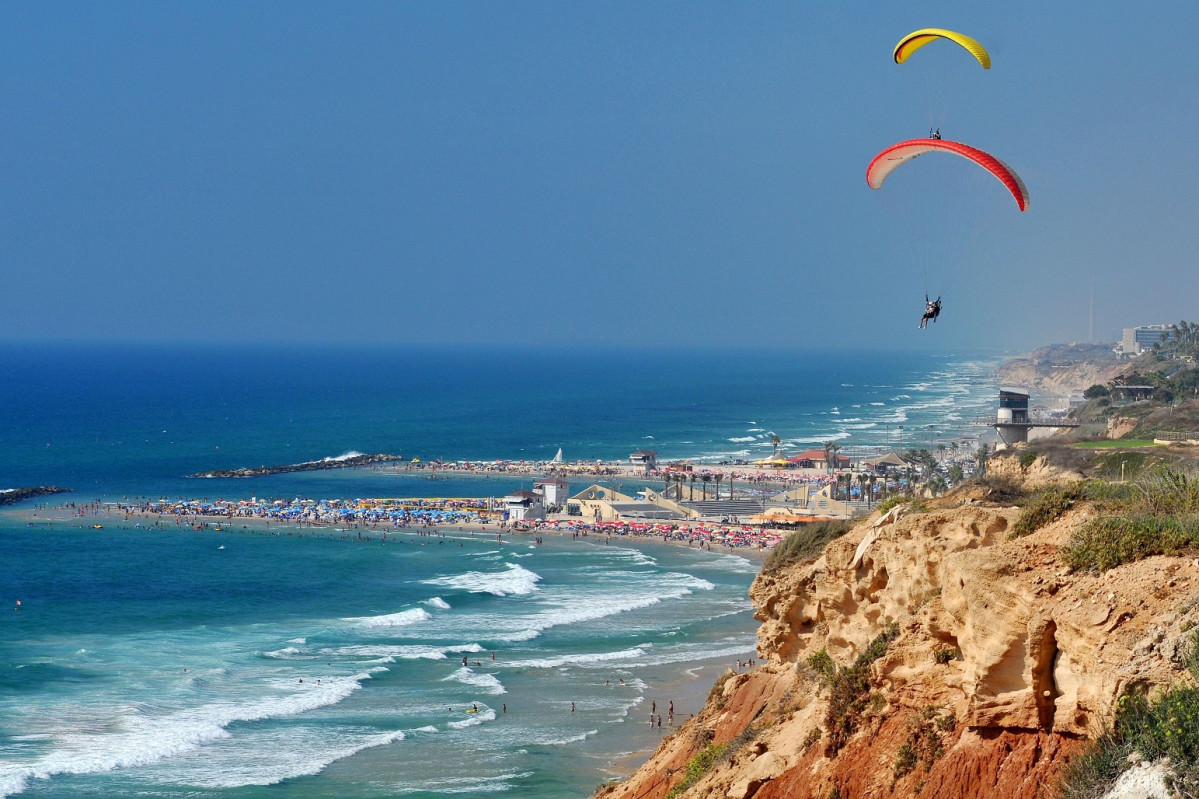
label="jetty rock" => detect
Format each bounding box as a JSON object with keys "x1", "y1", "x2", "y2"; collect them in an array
[
  {"x1": 0, "y1": 486, "x2": 73, "y2": 507},
  {"x1": 189, "y1": 453, "x2": 403, "y2": 478},
  {"x1": 597, "y1": 475, "x2": 1198, "y2": 799}
]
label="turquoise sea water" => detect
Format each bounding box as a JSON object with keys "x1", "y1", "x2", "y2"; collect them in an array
[{"x1": 0, "y1": 344, "x2": 1004, "y2": 797}]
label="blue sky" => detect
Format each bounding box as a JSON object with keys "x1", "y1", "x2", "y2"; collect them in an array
[{"x1": 2, "y1": 2, "x2": 1196, "y2": 349}]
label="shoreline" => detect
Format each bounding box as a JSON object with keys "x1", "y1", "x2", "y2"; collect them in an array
[{"x1": 7, "y1": 501, "x2": 774, "y2": 562}]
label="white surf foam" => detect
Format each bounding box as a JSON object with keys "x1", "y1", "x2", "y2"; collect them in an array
[
  {"x1": 424, "y1": 597, "x2": 451, "y2": 610},
  {"x1": 388, "y1": 768, "x2": 532, "y2": 795},
  {"x1": 447, "y1": 707, "x2": 496, "y2": 728},
  {"x1": 344, "y1": 608, "x2": 432, "y2": 629},
  {"x1": 443, "y1": 667, "x2": 506, "y2": 695},
  {"x1": 0, "y1": 672, "x2": 378, "y2": 796},
  {"x1": 501, "y1": 646, "x2": 648, "y2": 669},
  {"x1": 329, "y1": 644, "x2": 450, "y2": 661},
  {"x1": 166, "y1": 727, "x2": 406, "y2": 789},
  {"x1": 262, "y1": 646, "x2": 307, "y2": 659},
  {"x1": 423, "y1": 563, "x2": 542, "y2": 597}
]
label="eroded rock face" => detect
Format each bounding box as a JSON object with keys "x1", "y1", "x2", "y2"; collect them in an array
[{"x1": 600, "y1": 494, "x2": 1199, "y2": 799}]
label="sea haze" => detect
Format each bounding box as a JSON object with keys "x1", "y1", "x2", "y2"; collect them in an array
[{"x1": 0, "y1": 342, "x2": 1003, "y2": 496}]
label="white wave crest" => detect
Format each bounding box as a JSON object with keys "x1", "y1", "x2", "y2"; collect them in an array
[
  {"x1": 448, "y1": 707, "x2": 496, "y2": 728},
  {"x1": 423, "y1": 563, "x2": 542, "y2": 597},
  {"x1": 443, "y1": 667, "x2": 506, "y2": 695},
  {"x1": 501, "y1": 646, "x2": 648, "y2": 669},
  {"x1": 169, "y1": 728, "x2": 406, "y2": 788},
  {"x1": 424, "y1": 597, "x2": 451, "y2": 610},
  {"x1": 262, "y1": 646, "x2": 307, "y2": 660},
  {"x1": 324, "y1": 451, "x2": 366, "y2": 462},
  {"x1": 0, "y1": 672, "x2": 378, "y2": 796},
  {"x1": 344, "y1": 608, "x2": 432, "y2": 629}
]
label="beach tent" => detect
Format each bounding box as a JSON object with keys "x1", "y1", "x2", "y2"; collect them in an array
[
  {"x1": 862, "y1": 452, "x2": 911, "y2": 472},
  {"x1": 753, "y1": 456, "x2": 790, "y2": 468}
]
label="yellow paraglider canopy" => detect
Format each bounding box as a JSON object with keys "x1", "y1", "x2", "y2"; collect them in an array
[{"x1": 893, "y1": 28, "x2": 990, "y2": 69}]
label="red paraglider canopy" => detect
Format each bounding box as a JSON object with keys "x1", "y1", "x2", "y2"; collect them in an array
[{"x1": 866, "y1": 138, "x2": 1029, "y2": 212}]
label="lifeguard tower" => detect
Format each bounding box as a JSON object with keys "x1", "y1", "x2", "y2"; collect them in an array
[{"x1": 988, "y1": 387, "x2": 1078, "y2": 446}]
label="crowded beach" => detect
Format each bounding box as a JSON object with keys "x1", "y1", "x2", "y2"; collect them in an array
[
  {"x1": 59, "y1": 496, "x2": 788, "y2": 552},
  {"x1": 16, "y1": 446, "x2": 959, "y2": 553}
]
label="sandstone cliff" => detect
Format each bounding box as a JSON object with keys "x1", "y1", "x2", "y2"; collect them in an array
[
  {"x1": 599, "y1": 467, "x2": 1198, "y2": 799},
  {"x1": 993, "y1": 344, "x2": 1126, "y2": 397}
]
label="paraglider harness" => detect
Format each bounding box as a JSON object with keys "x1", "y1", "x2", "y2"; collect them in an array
[{"x1": 919, "y1": 295, "x2": 941, "y2": 329}]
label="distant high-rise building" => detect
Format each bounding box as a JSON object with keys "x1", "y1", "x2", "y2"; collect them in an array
[{"x1": 1115, "y1": 324, "x2": 1174, "y2": 357}]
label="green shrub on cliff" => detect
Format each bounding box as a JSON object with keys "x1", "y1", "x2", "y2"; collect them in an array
[
  {"x1": 824, "y1": 624, "x2": 900, "y2": 755},
  {"x1": 1010, "y1": 484, "x2": 1082, "y2": 539},
  {"x1": 664, "y1": 742, "x2": 728, "y2": 799},
  {"x1": 763, "y1": 520, "x2": 851, "y2": 574},
  {"x1": 1059, "y1": 631, "x2": 1199, "y2": 798},
  {"x1": 1061, "y1": 466, "x2": 1199, "y2": 572}
]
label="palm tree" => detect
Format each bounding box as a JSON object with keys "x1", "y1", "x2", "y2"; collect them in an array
[
  {"x1": 975, "y1": 444, "x2": 989, "y2": 478},
  {"x1": 858, "y1": 473, "x2": 871, "y2": 508},
  {"x1": 937, "y1": 443, "x2": 947, "y2": 463},
  {"x1": 689, "y1": 472, "x2": 697, "y2": 500},
  {"x1": 701, "y1": 473, "x2": 711, "y2": 500},
  {"x1": 823, "y1": 441, "x2": 843, "y2": 475},
  {"x1": 714, "y1": 473, "x2": 723, "y2": 501},
  {"x1": 770, "y1": 434, "x2": 781, "y2": 458},
  {"x1": 868, "y1": 473, "x2": 877, "y2": 507},
  {"x1": 950, "y1": 441, "x2": 959, "y2": 462}
]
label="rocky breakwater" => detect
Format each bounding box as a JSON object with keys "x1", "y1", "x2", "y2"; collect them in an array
[
  {"x1": 598, "y1": 467, "x2": 1198, "y2": 798},
  {"x1": 0, "y1": 486, "x2": 73, "y2": 506},
  {"x1": 189, "y1": 453, "x2": 403, "y2": 478}
]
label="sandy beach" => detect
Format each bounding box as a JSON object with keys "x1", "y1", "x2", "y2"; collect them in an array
[{"x1": 9, "y1": 495, "x2": 778, "y2": 561}]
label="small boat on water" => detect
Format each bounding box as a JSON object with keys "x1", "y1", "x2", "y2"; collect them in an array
[{"x1": 91, "y1": 524, "x2": 103, "y2": 529}]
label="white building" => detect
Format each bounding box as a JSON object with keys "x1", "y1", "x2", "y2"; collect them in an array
[
  {"x1": 534, "y1": 477, "x2": 570, "y2": 508},
  {"x1": 629, "y1": 450, "x2": 658, "y2": 471},
  {"x1": 503, "y1": 490, "x2": 545, "y2": 522},
  {"x1": 1115, "y1": 324, "x2": 1174, "y2": 357}
]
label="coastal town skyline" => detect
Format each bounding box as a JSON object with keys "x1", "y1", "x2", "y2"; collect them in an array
[{"x1": 3, "y1": 3, "x2": 1196, "y2": 350}]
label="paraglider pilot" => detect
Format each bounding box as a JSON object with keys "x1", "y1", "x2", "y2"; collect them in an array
[{"x1": 919, "y1": 295, "x2": 941, "y2": 329}]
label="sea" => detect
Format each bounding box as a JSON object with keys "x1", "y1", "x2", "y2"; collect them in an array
[{"x1": 0, "y1": 343, "x2": 1007, "y2": 798}]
